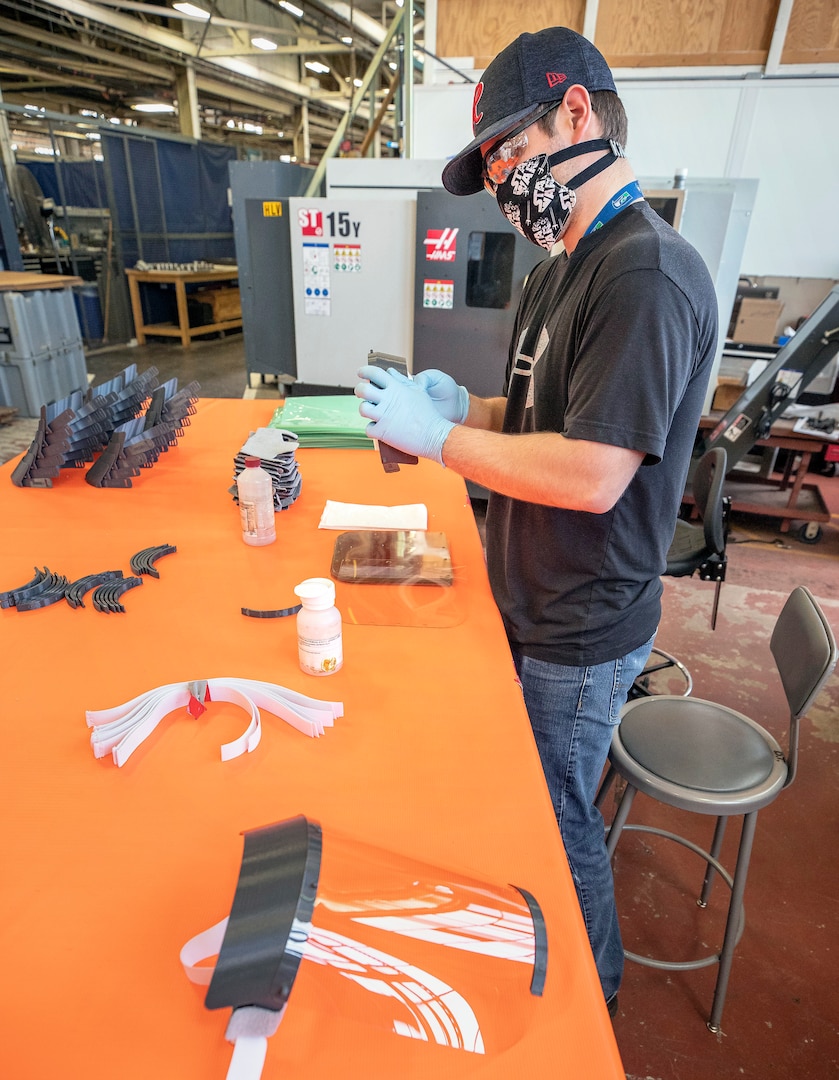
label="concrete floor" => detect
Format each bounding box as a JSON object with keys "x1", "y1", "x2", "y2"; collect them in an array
[{"x1": 2, "y1": 330, "x2": 839, "y2": 1077}]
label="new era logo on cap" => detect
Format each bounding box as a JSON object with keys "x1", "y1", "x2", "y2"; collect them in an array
[{"x1": 546, "y1": 73, "x2": 567, "y2": 88}]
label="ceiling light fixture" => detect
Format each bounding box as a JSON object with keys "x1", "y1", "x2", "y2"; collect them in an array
[
  {"x1": 131, "y1": 102, "x2": 177, "y2": 113},
  {"x1": 304, "y1": 60, "x2": 330, "y2": 74},
  {"x1": 251, "y1": 36, "x2": 278, "y2": 50},
  {"x1": 341, "y1": 36, "x2": 352, "y2": 44},
  {"x1": 279, "y1": 1, "x2": 303, "y2": 17},
  {"x1": 173, "y1": 2, "x2": 211, "y2": 19}
]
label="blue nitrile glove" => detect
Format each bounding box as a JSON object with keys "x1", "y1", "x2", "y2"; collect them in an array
[
  {"x1": 355, "y1": 365, "x2": 454, "y2": 465},
  {"x1": 412, "y1": 369, "x2": 470, "y2": 424}
]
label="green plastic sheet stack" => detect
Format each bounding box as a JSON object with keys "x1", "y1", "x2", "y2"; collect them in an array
[{"x1": 269, "y1": 395, "x2": 372, "y2": 449}]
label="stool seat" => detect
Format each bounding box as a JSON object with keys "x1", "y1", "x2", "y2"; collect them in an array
[
  {"x1": 666, "y1": 518, "x2": 716, "y2": 576},
  {"x1": 618, "y1": 697, "x2": 780, "y2": 796}
]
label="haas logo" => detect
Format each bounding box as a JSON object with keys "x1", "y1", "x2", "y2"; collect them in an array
[{"x1": 424, "y1": 228, "x2": 458, "y2": 262}]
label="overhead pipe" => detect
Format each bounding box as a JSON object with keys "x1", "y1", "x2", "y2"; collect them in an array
[
  {"x1": 304, "y1": 4, "x2": 404, "y2": 196},
  {"x1": 359, "y1": 68, "x2": 398, "y2": 156},
  {"x1": 403, "y1": 0, "x2": 413, "y2": 157}
]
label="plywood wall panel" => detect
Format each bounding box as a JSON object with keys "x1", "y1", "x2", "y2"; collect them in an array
[
  {"x1": 595, "y1": 0, "x2": 778, "y2": 67},
  {"x1": 718, "y1": 0, "x2": 778, "y2": 53},
  {"x1": 783, "y1": 0, "x2": 839, "y2": 64},
  {"x1": 435, "y1": 0, "x2": 837, "y2": 69},
  {"x1": 436, "y1": 0, "x2": 585, "y2": 69},
  {"x1": 595, "y1": 0, "x2": 726, "y2": 58}
]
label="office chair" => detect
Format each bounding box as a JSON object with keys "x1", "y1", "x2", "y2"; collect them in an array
[
  {"x1": 596, "y1": 585, "x2": 837, "y2": 1032},
  {"x1": 631, "y1": 447, "x2": 729, "y2": 698}
]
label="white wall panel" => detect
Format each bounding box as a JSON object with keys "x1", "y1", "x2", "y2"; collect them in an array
[
  {"x1": 415, "y1": 79, "x2": 839, "y2": 280},
  {"x1": 737, "y1": 84, "x2": 839, "y2": 278},
  {"x1": 615, "y1": 83, "x2": 740, "y2": 178}
]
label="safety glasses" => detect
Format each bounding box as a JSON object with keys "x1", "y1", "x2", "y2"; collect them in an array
[{"x1": 482, "y1": 129, "x2": 531, "y2": 195}]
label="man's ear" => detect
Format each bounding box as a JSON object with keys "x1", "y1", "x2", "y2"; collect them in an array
[{"x1": 560, "y1": 84, "x2": 595, "y2": 139}]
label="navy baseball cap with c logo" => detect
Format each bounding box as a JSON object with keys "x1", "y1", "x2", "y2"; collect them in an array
[{"x1": 442, "y1": 27, "x2": 617, "y2": 196}]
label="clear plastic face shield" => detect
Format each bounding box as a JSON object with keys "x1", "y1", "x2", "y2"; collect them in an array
[{"x1": 182, "y1": 816, "x2": 548, "y2": 1077}]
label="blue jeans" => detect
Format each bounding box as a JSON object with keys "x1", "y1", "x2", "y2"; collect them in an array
[{"x1": 513, "y1": 635, "x2": 655, "y2": 1002}]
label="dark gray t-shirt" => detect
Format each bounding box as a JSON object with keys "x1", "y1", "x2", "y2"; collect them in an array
[{"x1": 486, "y1": 201, "x2": 718, "y2": 666}]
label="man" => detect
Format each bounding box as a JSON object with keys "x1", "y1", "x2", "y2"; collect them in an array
[{"x1": 355, "y1": 26, "x2": 718, "y2": 1014}]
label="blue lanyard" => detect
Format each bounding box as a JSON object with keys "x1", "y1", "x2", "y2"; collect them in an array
[{"x1": 585, "y1": 181, "x2": 644, "y2": 235}]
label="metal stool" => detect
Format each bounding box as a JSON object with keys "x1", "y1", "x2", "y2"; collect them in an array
[{"x1": 597, "y1": 586, "x2": 837, "y2": 1032}]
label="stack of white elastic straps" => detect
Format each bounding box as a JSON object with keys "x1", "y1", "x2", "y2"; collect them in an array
[{"x1": 87, "y1": 677, "x2": 343, "y2": 766}]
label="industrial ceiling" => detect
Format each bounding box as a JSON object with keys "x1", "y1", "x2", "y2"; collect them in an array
[{"x1": 0, "y1": 0, "x2": 425, "y2": 160}]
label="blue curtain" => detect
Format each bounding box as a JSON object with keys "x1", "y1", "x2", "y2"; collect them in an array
[
  {"x1": 102, "y1": 133, "x2": 236, "y2": 263},
  {"x1": 23, "y1": 160, "x2": 107, "y2": 208}
]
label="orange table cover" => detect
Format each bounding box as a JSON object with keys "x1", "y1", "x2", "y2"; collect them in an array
[{"x1": 0, "y1": 399, "x2": 624, "y2": 1079}]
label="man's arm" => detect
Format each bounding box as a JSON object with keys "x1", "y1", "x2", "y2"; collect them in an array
[
  {"x1": 355, "y1": 366, "x2": 642, "y2": 512},
  {"x1": 443, "y1": 424, "x2": 644, "y2": 513},
  {"x1": 462, "y1": 393, "x2": 507, "y2": 433}
]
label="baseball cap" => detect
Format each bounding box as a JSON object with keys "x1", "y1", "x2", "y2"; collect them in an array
[{"x1": 441, "y1": 27, "x2": 617, "y2": 196}]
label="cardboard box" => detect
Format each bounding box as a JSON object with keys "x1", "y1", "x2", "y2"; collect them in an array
[
  {"x1": 731, "y1": 297, "x2": 784, "y2": 345},
  {"x1": 719, "y1": 355, "x2": 769, "y2": 386},
  {"x1": 712, "y1": 376, "x2": 746, "y2": 412},
  {"x1": 192, "y1": 286, "x2": 241, "y2": 322}
]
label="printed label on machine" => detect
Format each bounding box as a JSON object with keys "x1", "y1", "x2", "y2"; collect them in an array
[
  {"x1": 303, "y1": 242, "x2": 331, "y2": 316},
  {"x1": 719, "y1": 413, "x2": 752, "y2": 443},
  {"x1": 423, "y1": 280, "x2": 454, "y2": 309},
  {"x1": 424, "y1": 228, "x2": 458, "y2": 262},
  {"x1": 299, "y1": 209, "x2": 325, "y2": 237},
  {"x1": 333, "y1": 244, "x2": 361, "y2": 272}
]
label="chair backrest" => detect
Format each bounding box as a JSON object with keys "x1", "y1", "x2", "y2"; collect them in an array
[
  {"x1": 771, "y1": 585, "x2": 838, "y2": 786},
  {"x1": 691, "y1": 447, "x2": 727, "y2": 557}
]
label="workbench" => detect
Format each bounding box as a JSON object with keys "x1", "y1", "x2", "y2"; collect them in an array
[
  {"x1": 125, "y1": 266, "x2": 241, "y2": 348},
  {"x1": 0, "y1": 270, "x2": 83, "y2": 291},
  {"x1": 698, "y1": 413, "x2": 834, "y2": 540},
  {"x1": 0, "y1": 399, "x2": 624, "y2": 1080}
]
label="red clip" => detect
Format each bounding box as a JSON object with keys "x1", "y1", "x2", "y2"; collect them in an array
[{"x1": 186, "y1": 680, "x2": 211, "y2": 718}]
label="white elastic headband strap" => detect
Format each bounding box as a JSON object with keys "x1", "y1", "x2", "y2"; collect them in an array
[
  {"x1": 180, "y1": 917, "x2": 286, "y2": 1080},
  {"x1": 86, "y1": 677, "x2": 343, "y2": 766}
]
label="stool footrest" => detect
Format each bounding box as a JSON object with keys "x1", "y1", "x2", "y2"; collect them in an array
[
  {"x1": 613, "y1": 823, "x2": 745, "y2": 971},
  {"x1": 630, "y1": 648, "x2": 693, "y2": 699}
]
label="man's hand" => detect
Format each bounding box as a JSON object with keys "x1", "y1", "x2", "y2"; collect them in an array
[
  {"x1": 413, "y1": 369, "x2": 470, "y2": 424},
  {"x1": 355, "y1": 366, "x2": 455, "y2": 465}
]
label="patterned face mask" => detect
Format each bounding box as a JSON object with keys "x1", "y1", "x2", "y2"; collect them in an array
[{"x1": 493, "y1": 139, "x2": 624, "y2": 250}]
